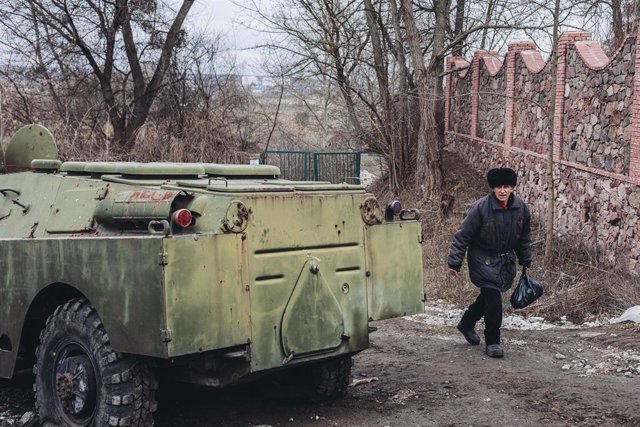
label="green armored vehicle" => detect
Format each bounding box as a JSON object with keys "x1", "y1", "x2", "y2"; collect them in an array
[{"x1": 0, "y1": 125, "x2": 424, "y2": 426}]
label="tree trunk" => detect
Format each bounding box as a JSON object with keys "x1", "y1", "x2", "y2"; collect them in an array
[
  {"x1": 333, "y1": 50, "x2": 365, "y2": 140},
  {"x1": 363, "y1": 0, "x2": 398, "y2": 188},
  {"x1": 429, "y1": 0, "x2": 452, "y2": 142},
  {"x1": 389, "y1": 0, "x2": 414, "y2": 185},
  {"x1": 611, "y1": 0, "x2": 624, "y2": 49},
  {"x1": 544, "y1": 0, "x2": 561, "y2": 263},
  {"x1": 452, "y1": 0, "x2": 466, "y2": 57},
  {"x1": 402, "y1": 0, "x2": 443, "y2": 194},
  {"x1": 480, "y1": 0, "x2": 497, "y2": 50},
  {"x1": 120, "y1": 0, "x2": 194, "y2": 147}
]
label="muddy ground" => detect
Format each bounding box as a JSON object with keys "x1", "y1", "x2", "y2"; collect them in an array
[{"x1": 1, "y1": 316, "x2": 639, "y2": 426}]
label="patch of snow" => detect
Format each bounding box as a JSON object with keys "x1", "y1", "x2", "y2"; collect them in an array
[
  {"x1": 407, "y1": 301, "x2": 463, "y2": 326},
  {"x1": 406, "y1": 300, "x2": 614, "y2": 331},
  {"x1": 576, "y1": 332, "x2": 605, "y2": 338},
  {"x1": 582, "y1": 319, "x2": 612, "y2": 328},
  {"x1": 359, "y1": 170, "x2": 378, "y2": 187},
  {"x1": 502, "y1": 315, "x2": 557, "y2": 330},
  {"x1": 611, "y1": 305, "x2": 640, "y2": 324}
]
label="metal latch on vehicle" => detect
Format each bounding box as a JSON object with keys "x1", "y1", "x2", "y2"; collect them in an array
[
  {"x1": 161, "y1": 329, "x2": 172, "y2": 343},
  {"x1": 158, "y1": 252, "x2": 169, "y2": 266}
]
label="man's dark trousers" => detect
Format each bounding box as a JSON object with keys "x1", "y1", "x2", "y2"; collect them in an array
[{"x1": 460, "y1": 288, "x2": 502, "y2": 345}]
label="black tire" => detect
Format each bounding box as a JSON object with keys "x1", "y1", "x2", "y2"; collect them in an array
[
  {"x1": 34, "y1": 298, "x2": 157, "y2": 426},
  {"x1": 307, "y1": 356, "x2": 352, "y2": 402},
  {"x1": 267, "y1": 356, "x2": 352, "y2": 403}
]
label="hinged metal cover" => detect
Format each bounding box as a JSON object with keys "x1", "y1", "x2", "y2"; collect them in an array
[
  {"x1": 5, "y1": 124, "x2": 58, "y2": 172},
  {"x1": 280, "y1": 258, "x2": 345, "y2": 358},
  {"x1": 45, "y1": 184, "x2": 109, "y2": 233}
]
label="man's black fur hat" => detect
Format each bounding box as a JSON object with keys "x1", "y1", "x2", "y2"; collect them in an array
[{"x1": 487, "y1": 167, "x2": 517, "y2": 188}]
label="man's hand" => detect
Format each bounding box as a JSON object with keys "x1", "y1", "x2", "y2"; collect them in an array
[{"x1": 448, "y1": 268, "x2": 460, "y2": 278}]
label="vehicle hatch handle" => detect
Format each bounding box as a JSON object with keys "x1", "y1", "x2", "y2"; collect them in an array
[{"x1": 0, "y1": 188, "x2": 20, "y2": 197}]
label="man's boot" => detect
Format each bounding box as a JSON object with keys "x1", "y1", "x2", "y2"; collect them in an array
[
  {"x1": 485, "y1": 344, "x2": 504, "y2": 358},
  {"x1": 456, "y1": 322, "x2": 480, "y2": 345}
]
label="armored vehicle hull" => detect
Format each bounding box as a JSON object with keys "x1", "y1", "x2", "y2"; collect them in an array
[{"x1": 0, "y1": 125, "x2": 424, "y2": 425}]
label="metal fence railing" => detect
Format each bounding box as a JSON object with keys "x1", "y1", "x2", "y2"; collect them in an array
[
  {"x1": 259, "y1": 151, "x2": 361, "y2": 184},
  {"x1": 259, "y1": 151, "x2": 312, "y2": 181}
]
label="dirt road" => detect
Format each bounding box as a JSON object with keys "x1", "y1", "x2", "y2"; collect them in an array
[{"x1": 1, "y1": 314, "x2": 639, "y2": 426}]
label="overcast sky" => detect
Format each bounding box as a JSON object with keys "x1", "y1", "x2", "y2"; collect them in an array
[{"x1": 187, "y1": 0, "x2": 268, "y2": 72}]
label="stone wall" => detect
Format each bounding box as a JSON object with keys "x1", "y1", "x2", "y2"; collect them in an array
[
  {"x1": 513, "y1": 52, "x2": 553, "y2": 154},
  {"x1": 445, "y1": 32, "x2": 640, "y2": 272},
  {"x1": 477, "y1": 52, "x2": 506, "y2": 143},
  {"x1": 563, "y1": 41, "x2": 636, "y2": 174}
]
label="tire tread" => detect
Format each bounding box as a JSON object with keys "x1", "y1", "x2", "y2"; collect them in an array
[{"x1": 34, "y1": 298, "x2": 157, "y2": 426}]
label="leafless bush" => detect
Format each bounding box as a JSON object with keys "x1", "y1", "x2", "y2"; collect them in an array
[
  {"x1": 528, "y1": 237, "x2": 638, "y2": 322},
  {"x1": 0, "y1": 54, "x2": 266, "y2": 163}
]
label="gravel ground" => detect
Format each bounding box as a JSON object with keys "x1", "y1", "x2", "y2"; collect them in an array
[{"x1": 1, "y1": 307, "x2": 639, "y2": 426}]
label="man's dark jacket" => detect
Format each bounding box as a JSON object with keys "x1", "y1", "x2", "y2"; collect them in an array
[{"x1": 447, "y1": 193, "x2": 532, "y2": 292}]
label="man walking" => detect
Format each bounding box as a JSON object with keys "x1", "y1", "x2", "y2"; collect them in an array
[{"x1": 447, "y1": 167, "x2": 532, "y2": 357}]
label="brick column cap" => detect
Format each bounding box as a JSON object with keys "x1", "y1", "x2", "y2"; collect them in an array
[
  {"x1": 507, "y1": 42, "x2": 537, "y2": 52},
  {"x1": 447, "y1": 56, "x2": 471, "y2": 77},
  {"x1": 473, "y1": 50, "x2": 499, "y2": 59},
  {"x1": 574, "y1": 40, "x2": 611, "y2": 69},
  {"x1": 558, "y1": 31, "x2": 592, "y2": 44},
  {"x1": 474, "y1": 50, "x2": 503, "y2": 76},
  {"x1": 447, "y1": 55, "x2": 468, "y2": 64}
]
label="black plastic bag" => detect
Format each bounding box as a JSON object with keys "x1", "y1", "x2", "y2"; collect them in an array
[{"x1": 510, "y1": 268, "x2": 543, "y2": 309}]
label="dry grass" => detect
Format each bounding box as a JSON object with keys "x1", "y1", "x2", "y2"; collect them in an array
[
  {"x1": 371, "y1": 150, "x2": 639, "y2": 321},
  {"x1": 0, "y1": 77, "x2": 265, "y2": 164},
  {"x1": 528, "y1": 238, "x2": 640, "y2": 322}
]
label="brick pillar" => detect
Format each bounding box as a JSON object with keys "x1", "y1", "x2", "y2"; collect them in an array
[
  {"x1": 445, "y1": 56, "x2": 470, "y2": 135},
  {"x1": 553, "y1": 32, "x2": 591, "y2": 161},
  {"x1": 471, "y1": 52, "x2": 482, "y2": 138},
  {"x1": 630, "y1": 35, "x2": 640, "y2": 181},
  {"x1": 504, "y1": 42, "x2": 536, "y2": 148}
]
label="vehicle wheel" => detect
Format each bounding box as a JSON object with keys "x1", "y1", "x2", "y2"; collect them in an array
[
  {"x1": 266, "y1": 356, "x2": 353, "y2": 403},
  {"x1": 34, "y1": 298, "x2": 157, "y2": 426},
  {"x1": 307, "y1": 356, "x2": 352, "y2": 402}
]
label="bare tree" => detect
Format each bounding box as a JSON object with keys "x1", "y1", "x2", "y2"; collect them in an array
[
  {"x1": 246, "y1": 0, "x2": 367, "y2": 139},
  {"x1": 362, "y1": 0, "x2": 414, "y2": 189},
  {"x1": 577, "y1": 0, "x2": 640, "y2": 50},
  {"x1": 0, "y1": 0, "x2": 194, "y2": 150},
  {"x1": 401, "y1": 0, "x2": 446, "y2": 193},
  {"x1": 148, "y1": 31, "x2": 264, "y2": 163},
  {"x1": 243, "y1": 0, "x2": 567, "y2": 194}
]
